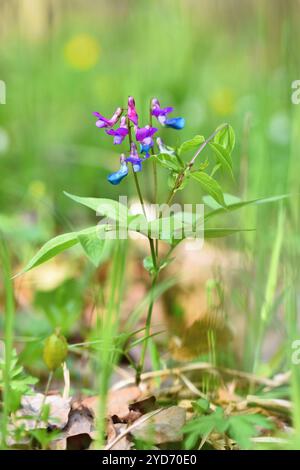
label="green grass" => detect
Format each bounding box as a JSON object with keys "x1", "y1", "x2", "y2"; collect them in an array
[{"x1": 0, "y1": 236, "x2": 15, "y2": 448}]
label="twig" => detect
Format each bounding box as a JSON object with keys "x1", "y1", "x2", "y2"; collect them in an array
[
  {"x1": 62, "y1": 362, "x2": 70, "y2": 400},
  {"x1": 178, "y1": 373, "x2": 216, "y2": 411},
  {"x1": 111, "y1": 362, "x2": 285, "y2": 391},
  {"x1": 105, "y1": 408, "x2": 164, "y2": 450}
]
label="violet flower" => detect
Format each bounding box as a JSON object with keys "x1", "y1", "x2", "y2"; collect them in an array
[
  {"x1": 135, "y1": 125, "x2": 158, "y2": 155},
  {"x1": 151, "y1": 98, "x2": 185, "y2": 129},
  {"x1": 93, "y1": 107, "x2": 123, "y2": 129},
  {"x1": 128, "y1": 96, "x2": 138, "y2": 125},
  {"x1": 106, "y1": 116, "x2": 129, "y2": 144},
  {"x1": 107, "y1": 154, "x2": 128, "y2": 185},
  {"x1": 125, "y1": 142, "x2": 145, "y2": 173}
]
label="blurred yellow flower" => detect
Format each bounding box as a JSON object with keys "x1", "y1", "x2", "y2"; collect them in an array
[
  {"x1": 210, "y1": 88, "x2": 235, "y2": 116},
  {"x1": 28, "y1": 180, "x2": 46, "y2": 199},
  {"x1": 64, "y1": 34, "x2": 100, "y2": 70}
]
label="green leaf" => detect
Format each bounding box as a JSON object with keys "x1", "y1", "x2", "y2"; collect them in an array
[
  {"x1": 143, "y1": 255, "x2": 156, "y2": 274},
  {"x1": 21, "y1": 232, "x2": 79, "y2": 273},
  {"x1": 191, "y1": 171, "x2": 226, "y2": 207},
  {"x1": 64, "y1": 192, "x2": 129, "y2": 224},
  {"x1": 154, "y1": 153, "x2": 183, "y2": 172},
  {"x1": 21, "y1": 226, "x2": 100, "y2": 273},
  {"x1": 209, "y1": 142, "x2": 233, "y2": 178},
  {"x1": 205, "y1": 194, "x2": 289, "y2": 221},
  {"x1": 214, "y1": 124, "x2": 235, "y2": 154},
  {"x1": 183, "y1": 407, "x2": 228, "y2": 449},
  {"x1": 204, "y1": 193, "x2": 241, "y2": 209},
  {"x1": 227, "y1": 414, "x2": 273, "y2": 449},
  {"x1": 178, "y1": 135, "x2": 205, "y2": 155},
  {"x1": 77, "y1": 228, "x2": 109, "y2": 267},
  {"x1": 192, "y1": 398, "x2": 210, "y2": 414},
  {"x1": 204, "y1": 227, "x2": 254, "y2": 238}
]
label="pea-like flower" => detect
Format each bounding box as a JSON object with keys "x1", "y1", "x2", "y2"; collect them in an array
[
  {"x1": 156, "y1": 137, "x2": 175, "y2": 155},
  {"x1": 128, "y1": 96, "x2": 138, "y2": 125},
  {"x1": 164, "y1": 117, "x2": 185, "y2": 130},
  {"x1": 151, "y1": 98, "x2": 185, "y2": 129},
  {"x1": 107, "y1": 154, "x2": 128, "y2": 185},
  {"x1": 106, "y1": 116, "x2": 129, "y2": 144},
  {"x1": 135, "y1": 125, "x2": 158, "y2": 155},
  {"x1": 125, "y1": 142, "x2": 145, "y2": 173},
  {"x1": 93, "y1": 107, "x2": 123, "y2": 129}
]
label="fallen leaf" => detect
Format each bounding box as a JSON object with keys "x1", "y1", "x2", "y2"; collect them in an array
[
  {"x1": 129, "y1": 396, "x2": 156, "y2": 415},
  {"x1": 107, "y1": 421, "x2": 132, "y2": 450},
  {"x1": 74, "y1": 386, "x2": 142, "y2": 422},
  {"x1": 16, "y1": 394, "x2": 72, "y2": 430},
  {"x1": 131, "y1": 406, "x2": 186, "y2": 444}
]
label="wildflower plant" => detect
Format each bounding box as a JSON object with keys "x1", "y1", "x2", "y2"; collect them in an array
[{"x1": 22, "y1": 96, "x2": 286, "y2": 382}]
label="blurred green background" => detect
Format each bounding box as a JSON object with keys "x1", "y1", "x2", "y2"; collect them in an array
[{"x1": 0, "y1": 0, "x2": 299, "y2": 374}]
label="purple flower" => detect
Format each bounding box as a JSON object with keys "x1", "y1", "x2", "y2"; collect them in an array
[
  {"x1": 107, "y1": 154, "x2": 128, "y2": 185},
  {"x1": 135, "y1": 125, "x2": 158, "y2": 155},
  {"x1": 125, "y1": 142, "x2": 145, "y2": 172},
  {"x1": 151, "y1": 98, "x2": 173, "y2": 125},
  {"x1": 93, "y1": 107, "x2": 123, "y2": 129},
  {"x1": 151, "y1": 98, "x2": 185, "y2": 129},
  {"x1": 106, "y1": 116, "x2": 129, "y2": 145},
  {"x1": 128, "y1": 96, "x2": 138, "y2": 125}
]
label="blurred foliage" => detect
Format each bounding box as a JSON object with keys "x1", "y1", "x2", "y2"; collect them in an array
[{"x1": 0, "y1": 0, "x2": 299, "y2": 385}]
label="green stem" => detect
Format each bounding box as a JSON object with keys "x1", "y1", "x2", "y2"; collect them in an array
[
  {"x1": 127, "y1": 116, "x2": 158, "y2": 381},
  {"x1": 149, "y1": 101, "x2": 159, "y2": 256},
  {"x1": 166, "y1": 123, "x2": 229, "y2": 206},
  {"x1": 136, "y1": 273, "x2": 158, "y2": 384}
]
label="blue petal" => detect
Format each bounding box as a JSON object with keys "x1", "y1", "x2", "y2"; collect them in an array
[
  {"x1": 107, "y1": 164, "x2": 128, "y2": 185},
  {"x1": 165, "y1": 117, "x2": 185, "y2": 130},
  {"x1": 133, "y1": 161, "x2": 142, "y2": 172},
  {"x1": 140, "y1": 143, "x2": 152, "y2": 153}
]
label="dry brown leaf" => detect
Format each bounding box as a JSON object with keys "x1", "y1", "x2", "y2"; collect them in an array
[
  {"x1": 131, "y1": 406, "x2": 186, "y2": 444},
  {"x1": 107, "y1": 421, "x2": 132, "y2": 450},
  {"x1": 16, "y1": 394, "x2": 72, "y2": 430},
  {"x1": 74, "y1": 386, "x2": 142, "y2": 422}
]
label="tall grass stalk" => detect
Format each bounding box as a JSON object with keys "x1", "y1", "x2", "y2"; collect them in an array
[
  {"x1": 0, "y1": 236, "x2": 15, "y2": 449},
  {"x1": 253, "y1": 207, "x2": 284, "y2": 373},
  {"x1": 96, "y1": 239, "x2": 127, "y2": 448}
]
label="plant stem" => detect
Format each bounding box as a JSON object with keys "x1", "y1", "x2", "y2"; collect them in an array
[
  {"x1": 132, "y1": 171, "x2": 157, "y2": 269},
  {"x1": 127, "y1": 115, "x2": 158, "y2": 381},
  {"x1": 149, "y1": 100, "x2": 159, "y2": 257},
  {"x1": 0, "y1": 236, "x2": 14, "y2": 450},
  {"x1": 136, "y1": 273, "x2": 158, "y2": 384},
  {"x1": 167, "y1": 123, "x2": 229, "y2": 206}
]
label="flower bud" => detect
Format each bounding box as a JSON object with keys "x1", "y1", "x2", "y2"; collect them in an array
[{"x1": 43, "y1": 330, "x2": 68, "y2": 371}]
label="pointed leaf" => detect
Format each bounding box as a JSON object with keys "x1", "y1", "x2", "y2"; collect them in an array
[
  {"x1": 64, "y1": 192, "x2": 129, "y2": 224},
  {"x1": 154, "y1": 153, "x2": 183, "y2": 172},
  {"x1": 191, "y1": 171, "x2": 226, "y2": 207},
  {"x1": 205, "y1": 194, "x2": 289, "y2": 221},
  {"x1": 178, "y1": 135, "x2": 205, "y2": 155},
  {"x1": 77, "y1": 227, "x2": 110, "y2": 267},
  {"x1": 214, "y1": 124, "x2": 235, "y2": 154},
  {"x1": 209, "y1": 142, "x2": 233, "y2": 178}
]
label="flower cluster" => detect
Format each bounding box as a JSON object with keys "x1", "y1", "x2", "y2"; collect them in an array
[{"x1": 93, "y1": 96, "x2": 185, "y2": 184}]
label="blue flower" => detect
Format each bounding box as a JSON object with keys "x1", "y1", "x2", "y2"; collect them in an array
[
  {"x1": 165, "y1": 117, "x2": 185, "y2": 130},
  {"x1": 107, "y1": 155, "x2": 128, "y2": 185}
]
